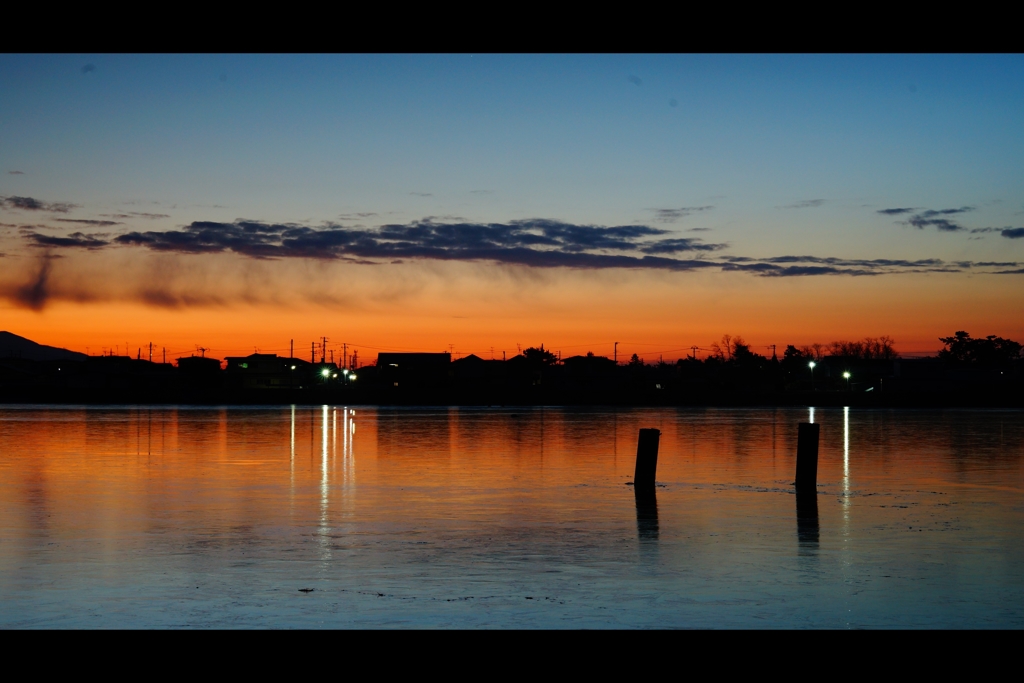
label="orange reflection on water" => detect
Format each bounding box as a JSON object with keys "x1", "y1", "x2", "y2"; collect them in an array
[{"x1": 1, "y1": 406, "x2": 1022, "y2": 627}]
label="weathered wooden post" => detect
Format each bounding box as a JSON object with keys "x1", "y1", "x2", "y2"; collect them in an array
[
  {"x1": 795, "y1": 422, "x2": 819, "y2": 492},
  {"x1": 634, "y1": 428, "x2": 661, "y2": 488}
]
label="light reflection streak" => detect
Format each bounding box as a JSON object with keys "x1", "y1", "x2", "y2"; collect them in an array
[
  {"x1": 319, "y1": 405, "x2": 330, "y2": 561},
  {"x1": 843, "y1": 406, "x2": 851, "y2": 528},
  {"x1": 809, "y1": 406, "x2": 815, "y2": 424}
]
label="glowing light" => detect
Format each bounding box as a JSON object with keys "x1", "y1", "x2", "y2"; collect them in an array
[
  {"x1": 332, "y1": 373, "x2": 338, "y2": 378},
  {"x1": 290, "y1": 365, "x2": 296, "y2": 370},
  {"x1": 808, "y1": 361, "x2": 816, "y2": 369},
  {"x1": 843, "y1": 371, "x2": 851, "y2": 379},
  {"x1": 321, "y1": 368, "x2": 330, "y2": 377},
  {"x1": 351, "y1": 375, "x2": 357, "y2": 380},
  {"x1": 343, "y1": 369, "x2": 349, "y2": 375}
]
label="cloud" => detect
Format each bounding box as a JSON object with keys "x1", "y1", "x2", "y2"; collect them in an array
[
  {"x1": 26, "y1": 231, "x2": 109, "y2": 249},
  {"x1": 1003, "y1": 227, "x2": 1024, "y2": 239},
  {"x1": 893, "y1": 206, "x2": 976, "y2": 232},
  {"x1": 81, "y1": 64, "x2": 96, "y2": 74},
  {"x1": 1, "y1": 196, "x2": 78, "y2": 213},
  {"x1": 8, "y1": 171, "x2": 24, "y2": 175},
  {"x1": 10, "y1": 256, "x2": 53, "y2": 310},
  {"x1": 628, "y1": 75, "x2": 643, "y2": 86},
  {"x1": 56, "y1": 218, "x2": 122, "y2": 227},
  {"x1": 102, "y1": 217, "x2": 727, "y2": 267},
  {"x1": 640, "y1": 238, "x2": 727, "y2": 254},
  {"x1": 20, "y1": 216, "x2": 1022, "y2": 284},
  {"x1": 470, "y1": 190, "x2": 493, "y2": 195},
  {"x1": 648, "y1": 206, "x2": 714, "y2": 223},
  {"x1": 780, "y1": 199, "x2": 824, "y2": 209},
  {"x1": 100, "y1": 212, "x2": 171, "y2": 220},
  {"x1": 409, "y1": 192, "x2": 433, "y2": 197},
  {"x1": 877, "y1": 207, "x2": 916, "y2": 215}
]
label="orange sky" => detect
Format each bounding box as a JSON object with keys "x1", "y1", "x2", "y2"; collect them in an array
[{"x1": 3, "y1": 253, "x2": 1021, "y2": 363}]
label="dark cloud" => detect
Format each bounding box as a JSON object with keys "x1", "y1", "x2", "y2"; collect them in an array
[
  {"x1": 877, "y1": 207, "x2": 916, "y2": 215},
  {"x1": 12, "y1": 256, "x2": 52, "y2": 310},
  {"x1": 56, "y1": 218, "x2": 122, "y2": 227},
  {"x1": 106, "y1": 217, "x2": 724, "y2": 267},
  {"x1": 1002, "y1": 227, "x2": 1024, "y2": 239},
  {"x1": 640, "y1": 238, "x2": 727, "y2": 254},
  {"x1": 628, "y1": 75, "x2": 643, "y2": 86},
  {"x1": 26, "y1": 232, "x2": 109, "y2": 249},
  {"x1": 100, "y1": 212, "x2": 171, "y2": 220},
  {"x1": 8, "y1": 171, "x2": 24, "y2": 175},
  {"x1": 780, "y1": 199, "x2": 824, "y2": 209},
  {"x1": 2, "y1": 196, "x2": 77, "y2": 213},
  {"x1": 894, "y1": 206, "x2": 976, "y2": 232},
  {"x1": 81, "y1": 64, "x2": 96, "y2": 74},
  {"x1": 648, "y1": 206, "x2": 714, "y2": 223},
  {"x1": 27, "y1": 216, "x2": 1022, "y2": 279},
  {"x1": 969, "y1": 227, "x2": 1002, "y2": 234}
]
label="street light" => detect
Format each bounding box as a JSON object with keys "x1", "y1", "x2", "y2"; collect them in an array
[
  {"x1": 808, "y1": 361, "x2": 816, "y2": 391},
  {"x1": 843, "y1": 371, "x2": 851, "y2": 390}
]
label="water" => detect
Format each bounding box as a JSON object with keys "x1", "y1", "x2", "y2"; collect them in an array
[{"x1": 1, "y1": 405, "x2": 1022, "y2": 628}]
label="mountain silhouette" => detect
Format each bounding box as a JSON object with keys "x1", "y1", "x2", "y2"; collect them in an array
[{"x1": 0, "y1": 332, "x2": 87, "y2": 361}]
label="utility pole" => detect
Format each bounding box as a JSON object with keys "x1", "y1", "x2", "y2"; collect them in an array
[
  {"x1": 343, "y1": 342, "x2": 347, "y2": 369},
  {"x1": 330, "y1": 349, "x2": 334, "y2": 364},
  {"x1": 290, "y1": 339, "x2": 294, "y2": 359},
  {"x1": 311, "y1": 342, "x2": 315, "y2": 364},
  {"x1": 691, "y1": 345, "x2": 699, "y2": 360},
  {"x1": 163, "y1": 347, "x2": 166, "y2": 364},
  {"x1": 321, "y1": 337, "x2": 328, "y2": 364},
  {"x1": 149, "y1": 342, "x2": 153, "y2": 363},
  {"x1": 614, "y1": 341, "x2": 619, "y2": 364}
]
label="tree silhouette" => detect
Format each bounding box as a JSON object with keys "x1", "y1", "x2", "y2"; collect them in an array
[
  {"x1": 523, "y1": 344, "x2": 558, "y2": 366},
  {"x1": 939, "y1": 331, "x2": 1021, "y2": 366}
]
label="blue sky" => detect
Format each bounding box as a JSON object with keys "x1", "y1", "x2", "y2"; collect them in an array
[
  {"x1": 3, "y1": 54, "x2": 1022, "y2": 243},
  {"x1": 2, "y1": 54, "x2": 1023, "y2": 355}
]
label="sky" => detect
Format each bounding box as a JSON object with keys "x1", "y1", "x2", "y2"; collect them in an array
[{"x1": 2, "y1": 54, "x2": 1023, "y2": 362}]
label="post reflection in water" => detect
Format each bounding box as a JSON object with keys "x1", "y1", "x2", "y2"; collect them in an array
[
  {"x1": 796, "y1": 489, "x2": 820, "y2": 546},
  {"x1": 634, "y1": 485, "x2": 659, "y2": 542}
]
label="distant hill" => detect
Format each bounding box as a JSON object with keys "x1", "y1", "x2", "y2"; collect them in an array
[{"x1": 0, "y1": 332, "x2": 87, "y2": 361}]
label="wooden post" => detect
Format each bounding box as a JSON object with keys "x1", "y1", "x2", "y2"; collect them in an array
[
  {"x1": 634, "y1": 428, "x2": 661, "y2": 488},
  {"x1": 795, "y1": 422, "x2": 819, "y2": 492}
]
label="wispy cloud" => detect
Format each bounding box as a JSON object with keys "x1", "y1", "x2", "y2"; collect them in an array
[
  {"x1": 628, "y1": 75, "x2": 643, "y2": 86},
  {"x1": 21, "y1": 215, "x2": 1021, "y2": 280},
  {"x1": 885, "y1": 206, "x2": 976, "y2": 232},
  {"x1": 648, "y1": 206, "x2": 714, "y2": 223},
  {"x1": 26, "y1": 231, "x2": 109, "y2": 249},
  {"x1": 81, "y1": 64, "x2": 96, "y2": 74},
  {"x1": 8, "y1": 171, "x2": 24, "y2": 175},
  {"x1": 409, "y1": 192, "x2": 433, "y2": 197},
  {"x1": 780, "y1": 199, "x2": 824, "y2": 209},
  {"x1": 1, "y1": 196, "x2": 78, "y2": 213},
  {"x1": 56, "y1": 218, "x2": 122, "y2": 227}
]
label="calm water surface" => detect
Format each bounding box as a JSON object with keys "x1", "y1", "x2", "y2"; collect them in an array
[{"x1": 1, "y1": 405, "x2": 1022, "y2": 628}]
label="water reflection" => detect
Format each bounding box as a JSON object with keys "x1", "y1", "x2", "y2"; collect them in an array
[
  {"x1": 2, "y1": 406, "x2": 1023, "y2": 628},
  {"x1": 795, "y1": 490, "x2": 820, "y2": 546},
  {"x1": 634, "y1": 486, "x2": 659, "y2": 542}
]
